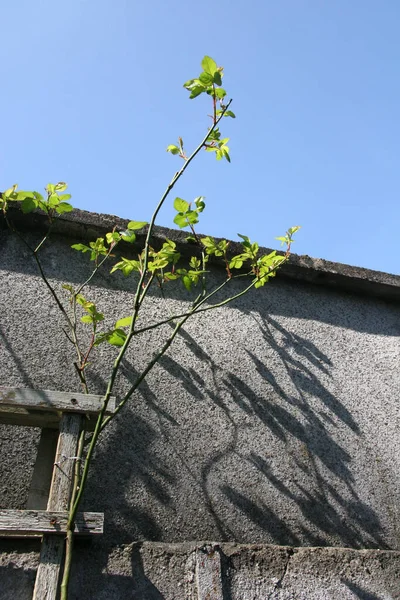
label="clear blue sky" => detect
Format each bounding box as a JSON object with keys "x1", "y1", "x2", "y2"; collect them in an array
[{"x1": 3, "y1": 1, "x2": 400, "y2": 274}]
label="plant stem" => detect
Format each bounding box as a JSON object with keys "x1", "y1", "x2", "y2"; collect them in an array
[
  {"x1": 60, "y1": 100, "x2": 233, "y2": 598},
  {"x1": 100, "y1": 312, "x2": 193, "y2": 429},
  {"x1": 60, "y1": 428, "x2": 85, "y2": 600},
  {"x1": 130, "y1": 99, "x2": 232, "y2": 323},
  {"x1": 59, "y1": 104, "x2": 233, "y2": 598},
  {"x1": 131, "y1": 277, "x2": 255, "y2": 334},
  {"x1": 75, "y1": 243, "x2": 118, "y2": 296}
]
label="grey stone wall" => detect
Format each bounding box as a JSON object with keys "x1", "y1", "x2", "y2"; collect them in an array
[
  {"x1": 1, "y1": 542, "x2": 400, "y2": 600},
  {"x1": 0, "y1": 211, "x2": 399, "y2": 597}
]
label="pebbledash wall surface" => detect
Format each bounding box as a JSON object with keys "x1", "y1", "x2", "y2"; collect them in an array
[{"x1": 0, "y1": 208, "x2": 400, "y2": 599}]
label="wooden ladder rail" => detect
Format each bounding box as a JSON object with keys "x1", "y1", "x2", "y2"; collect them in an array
[{"x1": 0, "y1": 387, "x2": 115, "y2": 600}]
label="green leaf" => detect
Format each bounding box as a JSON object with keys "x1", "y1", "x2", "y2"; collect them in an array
[
  {"x1": 182, "y1": 275, "x2": 192, "y2": 291},
  {"x1": 46, "y1": 183, "x2": 55, "y2": 194},
  {"x1": 173, "y1": 197, "x2": 189, "y2": 212},
  {"x1": 93, "y1": 332, "x2": 109, "y2": 346},
  {"x1": 201, "y1": 56, "x2": 218, "y2": 76},
  {"x1": 288, "y1": 226, "x2": 301, "y2": 236},
  {"x1": 110, "y1": 257, "x2": 140, "y2": 276},
  {"x1": 62, "y1": 284, "x2": 75, "y2": 293},
  {"x1": 213, "y1": 71, "x2": 222, "y2": 86},
  {"x1": 238, "y1": 234, "x2": 251, "y2": 246},
  {"x1": 106, "y1": 231, "x2": 121, "y2": 244},
  {"x1": 75, "y1": 294, "x2": 87, "y2": 306},
  {"x1": 107, "y1": 329, "x2": 127, "y2": 347},
  {"x1": 201, "y1": 236, "x2": 216, "y2": 248},
  {"x1": 160, "y1": 238, "x2": 177, "y2": 251},
  {"x1": 148, "y1": 257, "x2": 169, "y2": 271},
  {"x1": 229, "y1": 256, "x2": 244, "y2": 269},
  {"x1": 56, "y1": 202, "x2": 73, "y2": 214},
  {"x1": 215, "y1": 88, "x2": 226, "y2": 99},
  {"x1": 222, "y1": 146, "x2": 231, "y2": 162},
  {"x1": 217, "y1": 240, "x2": 229, "y2": 254},
  {"x1": 166, "y1": 144, "x2": 180, "y2": 155},
  {"x1": 127, "y1": 220, "x2": 147, "y2": 230},
  {"x1": 199, "y1": 71, "x2": 213, "y2": 85},
  {"x1": 186, "y1": 234, "x2": 197, "y2": 243},
  {"x1": 259, "y1": 251, "x2": 277, "y2": 266},
  {"x1": 83, "y1": 300, "x2": 96, "y2": 312},
  {"x1": 3, "y1": 186, "x2": 18, "y2": 198},
  {"x1": 115, "y1": 316, "x2": 133, "y2": 328},
  {"x1": 59, "y1": 194, "x2": 72, "y2": 201},
  {"x1": 194, "y1": 197, "x2": 205, "y2": 212},
  {"x1": 89, "y1": 238, "x2": 107, "y2": 257},
  {"x1": 275, "y1": 236, "x2": 287, "y2": 245},
  {"x1": 71, "y1": 243, "x2": 91, "y2": 253},
  {"x1": 120, "y1": 230, "x2": 136, "y2": 243},
  {"x1": 48, "y1": 193, "x2": 59, "y2": 208},
  {"x1": 55, "y1": 182, "x2": 67, "y2": 192},
  {"x1": 189, "y1": 85, "x2": 205, "y2": 99},
  {"x1": 224, "y1": 111, "x2": 236, "y2": 118},
  {"x1": 16, "y1": 191, "x2": 35, "y2": 200},
  {"x1": 207, "y1": 128, "x2": 221, "y2": 142},
  {"x1": 173, "y1": 213, "x2": 189, "y2": 228},
  {"x1": 183, "y1": 210, "x2": 198, "y2": 225},
  {"x1": 189, "y1": 256, "x2": 201, "y2": 269},
  {"x1": 163, "y1": 272, "x2": 180, "y2": 280},
  {"x1": 21, "y1": 198, "x2": 38, "y2": 213},
  {"x1": 81, "y1": 315, "x2": 94, "y2": 324}
]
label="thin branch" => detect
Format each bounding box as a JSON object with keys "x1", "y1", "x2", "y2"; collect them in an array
[
  {"x1": 99, "y1": 275, "x2": 270, "y2": 429},
  {"x1": 133, "y1": 276, "x2": 249, "y2": 334},
  {"x1": 75, "y1": 243, "x2": 117, "y2": 296},
  {"x1": 33, "y1": 231, "x2": 51, "y2": 254},
  {"x1": 61, "y1": 426, "x2": 85, "y2": 600},
  {"x1": 100, "y1": 311, "x2": 193, "y2": 430},
  {"x1": 61, "y1": 100, "x2": 233, "y2": 597},
  {"x1": 130, "y1": 99, "x2": 233, "y2": 326},
  {"x1": 32, "y1": 253, "x2": 73, "y2": 327}
]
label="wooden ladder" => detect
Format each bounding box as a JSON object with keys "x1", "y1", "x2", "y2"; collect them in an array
[{"x1": 0, "y1": 387, "x2": 115, "y2": 599}]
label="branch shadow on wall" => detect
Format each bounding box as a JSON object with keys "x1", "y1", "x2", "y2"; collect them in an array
[
  {"x1": 219, "y1": 315, "x2": 387, "y2": 549},
  {"x1": 0, "y1": 541, "x2": 38, "y2": 600},
  {"x1": 340, "y1": 579, "x2": 382, "y2": 600},
  {"x1": 182, "y1": 319, "x2": 385, "y2": 548},
  {"x1": 70, "y1": 315, "x2": 389, "y2": 596}
]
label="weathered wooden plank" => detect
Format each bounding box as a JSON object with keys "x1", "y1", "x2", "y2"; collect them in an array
[
  {"x1": 0, "y1": 387, "x2": 116, "y2": 415},
  {"x1": 27, "y1": 428, "x2": 59, "y2": 509},
  {"x1": 0, "y1": 510, "x2": 103, "y2": 536},
  {"x1": 0, "y1": 407, "x2": 106, "y2": 431},
  {"x1": 0, "y1": 407, "x2": 61, "y2": 429},
  {"x1": 0, "y1": 387, "x2": 115, "y2": 430},
  {"x1": 33, "y1": 413, "x2": 82, "y2": 600}
]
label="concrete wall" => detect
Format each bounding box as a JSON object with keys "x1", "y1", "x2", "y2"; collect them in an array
[
  {"x1": 0, "y1": 210, "x2": 399, "y2": 597},
  {"x1": 1, "y1": 541, "x2": 400, "y2": 599}
]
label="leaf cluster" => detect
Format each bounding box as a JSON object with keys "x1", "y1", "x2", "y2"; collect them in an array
[
  {"x1": 72, "y1": 220, "x2": 148, "y2": 266},
  {"x1": 167, "y1": 56, "x2": 235, "y2": 163},
  {"x1": 173, "y1": 196, "x2": 205, "y2": 229},
  {"x1": 1, "y1": 182, "x2": 73, "y2": 219},
  {"x1": 183, "y1": 56, "x2": 224, "y2": 100},
  {"x1": 204, "y1": 128, "x2": 231, "y2": 162}
]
